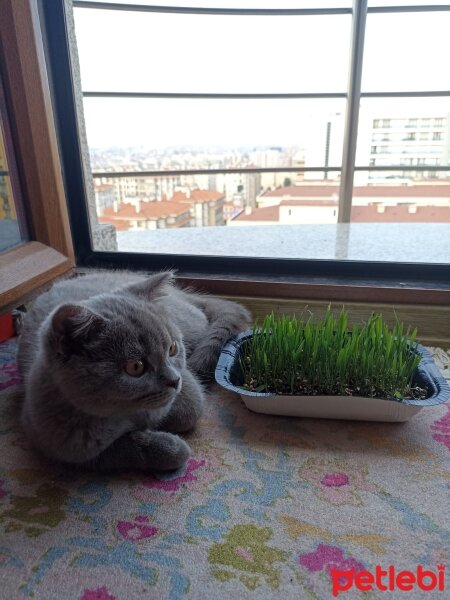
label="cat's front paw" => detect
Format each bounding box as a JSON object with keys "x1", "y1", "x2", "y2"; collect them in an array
[
  {"x1": 187, "y1": 347, "x2": 216, "y2": 380},
  {"x1": 132, "y1": 430, "x2": 191, "y2": 471}
]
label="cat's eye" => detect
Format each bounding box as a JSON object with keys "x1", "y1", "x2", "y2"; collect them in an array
[
  {"x1": 125, "y1": 359, "x2": 146, "y2": 377},
  {"x1": 169, "y1": 341, "x2": 178, "y2": 357}
]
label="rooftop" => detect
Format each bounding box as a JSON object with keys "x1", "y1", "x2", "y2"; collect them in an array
[
  {"x1": 171, "y1": 190, "x2": 225, "y2": 204},
  {"x1": 94, "y1": 183, "x2": 115, "y2": 192},
  {"x1": 352, "y1": 205, "x2": 450, "y2": 223},
  {"x1": 232, "y1": 203, "x2": 450, "y2": 223},
  {"x1": 102, "y1": 200, "x2": 190, "y2": 221},
  {"x1": 232, "y1": 206, "x2": 279, "y2": 222},
  {"x1": 263, "y1": 184, "x2": 450, "y2": 199}
]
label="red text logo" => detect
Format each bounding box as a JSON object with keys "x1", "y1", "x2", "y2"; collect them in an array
[{"x1": 330, "y1": 565, "x2": 446, "y2": 596}]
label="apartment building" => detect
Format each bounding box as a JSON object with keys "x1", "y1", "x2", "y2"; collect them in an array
[
  {"x1": 99, "y1": 200, "x2": 192, "y2": 231},
  {"x1": 229, "y1": 200, "x2": 338, "y2": 226},
  {"x1": 232, "y1": 183, "x2": 450, "y2": 225},
  {"x1": 259, "y1": 183, "x2": 450, "y2": 207},
  {"x1": 300, "y1": 109, "x2": 450, "y2": 185},
  {"x1": 367, "y1": 115, "x2": 450, "y2": 176},
  {"x1": 170, "y1": 190, "x2": 225, "y2": 227},
  {"x1": 93, "y1": 183, "x2": 116, "y2": 216},
  {"x1": 354, "y1": 108, "x2": 450, "y2": 184}
]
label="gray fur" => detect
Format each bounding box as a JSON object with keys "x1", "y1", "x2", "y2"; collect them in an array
[{"x1": 17, "y1": 271, "x2": 251, "y2": 472}]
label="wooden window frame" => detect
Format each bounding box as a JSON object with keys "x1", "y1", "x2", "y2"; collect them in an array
[{"x1": 0, "y1": 0, "x2": 74, "y2": 313}]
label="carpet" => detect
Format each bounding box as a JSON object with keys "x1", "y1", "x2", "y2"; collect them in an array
[{"x1": 0, "y1": 336, "x2": 449, "y2": 599}]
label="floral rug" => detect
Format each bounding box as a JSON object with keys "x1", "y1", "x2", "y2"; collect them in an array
[{"x1": 1, "y1": 337, "x2": 449, "y2": 599}]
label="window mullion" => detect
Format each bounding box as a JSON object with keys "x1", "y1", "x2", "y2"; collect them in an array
[{"x1": 338, "y1": 0, "x2": 368, "y2": 224}]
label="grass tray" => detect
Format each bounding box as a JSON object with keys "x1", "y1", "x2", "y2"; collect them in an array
[{"x1": 215, "y1": 331, "x2": 450, "y2": 422}]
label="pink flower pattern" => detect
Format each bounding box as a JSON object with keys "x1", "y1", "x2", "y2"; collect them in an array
[
  {"x1": 116, "y1": 515, "x2": 158, "y2": 541},
  {"x1": 80, "y1": 586, "x2": 116, "y2": 600},
  {"x1": 133, "y1": 451, "x2": 224, "y2": 506},
  {"x1": 299, "y1": 543, "x2": 365, "y2": 580},
  {"x1": 300, "y1": 457, "x2": 376, "y2": 505},
  {"x1": 320, "y1": 472, "x2": 350, "y2": 487},
  {"x1": 143, "y1": 458, "x2": 206, "y2": 492},
  {"x1": 0, "y1": 363, "x2": 20, "y2": 391},
  {"x1": 431, "y1": 405, "x2": 450, "y2": 451}
]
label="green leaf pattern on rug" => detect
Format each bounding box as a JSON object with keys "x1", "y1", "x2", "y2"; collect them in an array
[
  {"x1": 208, "y1": 524, "x2": 288, "y2": 590},
  {"x1": 0, "y1": 483, "x2": 68, "y2": 537}
]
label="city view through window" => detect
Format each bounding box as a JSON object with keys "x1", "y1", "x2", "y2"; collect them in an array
[{"x1": 72, "y1": 2, "x2": 450, "y2": 262}]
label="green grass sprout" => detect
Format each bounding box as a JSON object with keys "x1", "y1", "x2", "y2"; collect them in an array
[{"x1": 239, "y1": 307, "x2": 425, "y2": 401}]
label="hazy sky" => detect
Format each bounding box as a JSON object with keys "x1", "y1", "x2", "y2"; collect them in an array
[{"x1": 73, "y1": 2, "x2": 450, "y2": 151}]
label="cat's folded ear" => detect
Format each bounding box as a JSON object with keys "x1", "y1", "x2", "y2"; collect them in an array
[
  {"x1": 49, "y1": 304, "x2": 106, "y2": 356},
  {"x1": 126, "y1": 271, "x2": 175, "y2": 299}
]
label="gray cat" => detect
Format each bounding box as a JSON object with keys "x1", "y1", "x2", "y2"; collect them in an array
[{"x1": 17, "y1": 271, "x2": 251, "y2": 472}]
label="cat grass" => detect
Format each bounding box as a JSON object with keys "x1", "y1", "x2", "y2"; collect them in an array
[{"x1": 240, "y1": 308, "x2": 426, "y2": 401}]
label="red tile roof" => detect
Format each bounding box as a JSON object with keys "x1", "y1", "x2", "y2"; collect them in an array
[
  {"x1": 280, "y1": 199, "x2": 338, "y2": 207},
  {"x1": 102, "y1": 201, "x2": 190, "y2": 221},
  {"x1": 170, "y1": 190, "x2": 224, "y2": 204},
  {"x1": 351, "y1": 205, "x2": 450, "y2": 222},
  {"x1": 94, "y1": 183, "x2": 115, "y2": 192},
  {"x1": 263, "y1": 184, "x2": 450, "y2": 199},
  {"x1": 98, "y1": 217, "x2": 130, "y2": 231},
  {"x1": 232, "y1": 204, "x2": 450, "y2": 223},
  {"x1": 232, "y1": 206, "x2": 279, "y2": 222}
]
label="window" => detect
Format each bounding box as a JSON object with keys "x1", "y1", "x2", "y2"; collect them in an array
[
  {"x1": 0, "y1": 74, "x2": 27, "y2": 253},
  {"x1": 36, "y1": 1, "x2": 449, "y2": 291},
  {"x1": 0, "y1": 1, "x2": 74, "y2": 311}
]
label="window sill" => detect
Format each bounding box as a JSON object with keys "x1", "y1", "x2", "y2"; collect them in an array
[
  {"x1": 113, "y1": 222, "x2": 450, "y2": 265},
  {"x1": 87, "y1": 223, "x2": 450, "y2": 305},
  {"x1": 0, "y1": 242, "x2": 73, "y2": 313}
]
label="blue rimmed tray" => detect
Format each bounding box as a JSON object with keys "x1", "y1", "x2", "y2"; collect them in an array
[{"x1": 215, "y1": 331, "x2": 450, "y2": 422}]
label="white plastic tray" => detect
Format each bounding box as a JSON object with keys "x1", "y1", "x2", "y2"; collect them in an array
[{"x1": 239, "y1": 392, "x2": 422, "y2": 422}]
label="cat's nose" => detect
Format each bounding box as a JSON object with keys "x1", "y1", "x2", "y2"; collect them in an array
[{"x1": 165, "y1": 376, "x2": 181, "y2": 389}]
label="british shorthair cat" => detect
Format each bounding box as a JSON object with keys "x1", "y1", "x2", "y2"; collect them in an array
[{"x1": 17, "y1": 271, "x2": 251, "y2": 472}]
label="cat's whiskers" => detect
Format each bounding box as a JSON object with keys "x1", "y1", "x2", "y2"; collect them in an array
[{"x1": 132, "y1": 390, "x2": 174, "y2": 407}]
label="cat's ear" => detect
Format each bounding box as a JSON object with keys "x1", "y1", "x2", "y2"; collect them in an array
[
  {"x1": 50, "y1": 304, "x2": 105, "y2": 356},
  {"x1": 126, "y1": 271, "x2": 175, "y2": 299}
]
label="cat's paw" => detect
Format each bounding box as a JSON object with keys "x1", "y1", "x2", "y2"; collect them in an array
[
  {"x1": 187, "y1": 347, "x2": 216, "y2": 380},
  {"x1": 159, "y1": 395, "x2": 204, "y2": 433},
  {"x1": 132, "y1": 430, "x2": 191, "y2": 471}
]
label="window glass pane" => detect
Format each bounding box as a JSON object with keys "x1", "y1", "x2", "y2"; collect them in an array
[
  {"x1": 362, "y1": 11, "x2": 450, "y2": 92},
  {"x1": 69, "y1": 2, "x2": 450, "y2": 266},
  {"x1": 356, "y1": 97, "x2": 450, "y2": 169},
  {"x1": 96, "y1": 169, "x2": 450, "y2": 264},
  {"x1": 74, "y1": 9, "x2": 351, "y2": 93},
  {"x1": 95, "y1": 171, "x2": 352, "y2": 258},
  {"x1": 0, "y1": 175, "x2": 21, "y2": 252},
  {"x1": 84, "y1": 98, "x2": 345, "y2": 171},
  {"x1": 350, "y1": 171, "x2": 450, "y2": 264},
  {"x1": 0, "y1": 76, "x2": 28, "y2": 252}
]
